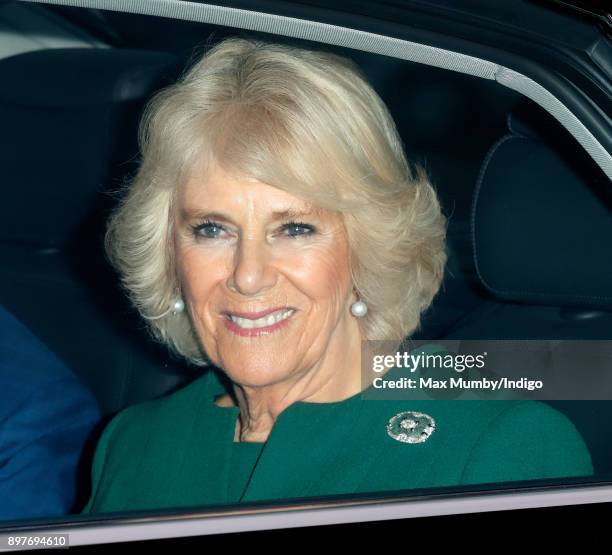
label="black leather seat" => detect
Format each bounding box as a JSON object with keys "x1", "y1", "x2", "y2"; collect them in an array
[
  {"x1": 0, "y1": 48, "x2": 201, "y2": 418},
  {"x1": 433, "y1": 97, "x2": 612, "y2": 476},
  {"x1": 443, "y1": 99, "x2": 612, "y2": 340}
]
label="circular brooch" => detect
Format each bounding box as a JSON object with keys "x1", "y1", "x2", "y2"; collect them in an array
[{"x1": 386, "y1": 411, "x2": 436, "y2": 444}]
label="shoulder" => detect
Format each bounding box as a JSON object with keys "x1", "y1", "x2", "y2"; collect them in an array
[
  {"x1": 81, "y1": 370, "x2": 215, "y2": 513},
  {"x1": 370, "y1": 343, "x2": 593, "y2": 484},
  {"x1": 94, "y1": 370, "x2": 213, "y2": 450},
  {"x1": 371, "y1": 398, "x2": 592, "y2": 488},
  {"x1": 466, "y1": 400, "x2": 591, "y2": 455},
  {"x1": 459, "y1": 400, "x2": 593, "y2": 484}
]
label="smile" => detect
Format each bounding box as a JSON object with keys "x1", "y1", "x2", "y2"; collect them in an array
[{"x1": 223, "y1": 309, "x2": 297, "y2": 336}]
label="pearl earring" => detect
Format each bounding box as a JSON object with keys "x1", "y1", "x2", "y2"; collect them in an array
[
  {"x1": 351, "y1": 300, "x2": 368, "y2": 318},
  {"x1": 143, "y1": 297, "x2": 184, "y2": 320},
  {"x1": 171, "y1": 298, "x2": 185, "y2": 314}
]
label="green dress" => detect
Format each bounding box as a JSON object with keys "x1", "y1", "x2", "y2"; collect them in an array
[{"x1": 82, "y1": 345, "x2": 593, "y2": 514}]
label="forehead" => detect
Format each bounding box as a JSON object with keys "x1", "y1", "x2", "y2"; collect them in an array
[{"x1": 179, "y1": 165, "x2": 328, "y2": 219}]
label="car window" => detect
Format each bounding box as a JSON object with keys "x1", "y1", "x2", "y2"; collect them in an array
[{"x1": 0, "y1": 0, "x2": 610, "y2": 542}]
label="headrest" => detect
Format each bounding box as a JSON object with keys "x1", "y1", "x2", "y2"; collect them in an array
[
  {"x1": 472, "y1": 98, "x2": 612, "y2": 311},
  {"x1": 0, "y1": 48, "x2": 180, "y2": 248}
]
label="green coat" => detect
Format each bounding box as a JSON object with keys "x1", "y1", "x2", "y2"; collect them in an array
[{"x1": 82, "y1": 345, "x2": 593, "y2": 514}]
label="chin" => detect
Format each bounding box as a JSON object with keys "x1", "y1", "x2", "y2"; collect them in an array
[{"x1": 222, "y1": 361, "x2": 291, "y2": 388}]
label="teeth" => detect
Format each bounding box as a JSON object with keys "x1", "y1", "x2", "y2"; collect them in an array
[{"x1": 229, "y1": 309, "x2": 295, "y2": 329}]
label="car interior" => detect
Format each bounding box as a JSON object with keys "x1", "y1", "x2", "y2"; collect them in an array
[{"x1": 0, "y1": 1, "x2": 610, "y2": 521}]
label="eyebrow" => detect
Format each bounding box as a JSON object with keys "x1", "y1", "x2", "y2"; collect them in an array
[{"x1": 180, "y1": 207, "x2": 320, "y2": 224}]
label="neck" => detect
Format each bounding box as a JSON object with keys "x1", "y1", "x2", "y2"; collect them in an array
[{"x1": 228, "y1": 317, "x2": 364, "y2": 443}]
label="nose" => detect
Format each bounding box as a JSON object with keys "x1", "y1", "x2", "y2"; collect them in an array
[{"x1": 226, "y1": 235, "x2": 277, "y2": 296}]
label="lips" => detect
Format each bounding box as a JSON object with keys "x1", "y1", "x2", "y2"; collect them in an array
[
  {"x1": 223, "y1": 307, "x2": 296, "y2": 320},
  {"x1": 222, "y1": 307, "x2": 298, "y2": 337}
]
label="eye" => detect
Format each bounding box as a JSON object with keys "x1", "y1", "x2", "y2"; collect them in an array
[
  {"x1": 191, "y1": 219, "x2": 226, "y2": 239},
  {"x1": 281, "y1": 221, "x2": 316, "y2": 238}
]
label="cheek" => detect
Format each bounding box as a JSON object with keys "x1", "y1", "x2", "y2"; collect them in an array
[
  {"x1": 175, "y1": 243, "x2": 225, "y2": 302},
  {"x1": 281, "y1": 241, "x2": 352, "y2": 302}
]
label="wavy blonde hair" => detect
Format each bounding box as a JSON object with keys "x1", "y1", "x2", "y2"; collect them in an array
[{"x1": 105, "y1": 37, "x2": 447, "y2": 366}]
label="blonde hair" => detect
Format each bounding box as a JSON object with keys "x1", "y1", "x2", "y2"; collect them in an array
[{"x1": 105, "y1": 37, "x2": 447, "y2": 366}]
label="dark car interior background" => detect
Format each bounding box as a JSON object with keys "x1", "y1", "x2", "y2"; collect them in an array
[{"x1": 0, "y1": 0, "x2": 610, "y2": 518}]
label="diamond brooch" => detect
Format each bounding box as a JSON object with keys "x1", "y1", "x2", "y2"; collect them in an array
[{"x1": 387, "y1": 411, "x2": 436, "y2": 444}]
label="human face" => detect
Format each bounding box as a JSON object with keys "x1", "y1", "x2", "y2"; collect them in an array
[{"x1": 174, "y1": 165, "x2": 361, "y2": 391}]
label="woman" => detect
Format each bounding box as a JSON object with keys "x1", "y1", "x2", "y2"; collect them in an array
[{"x1": 82, "y1": 38, "x2": 592, "y2": 513}]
